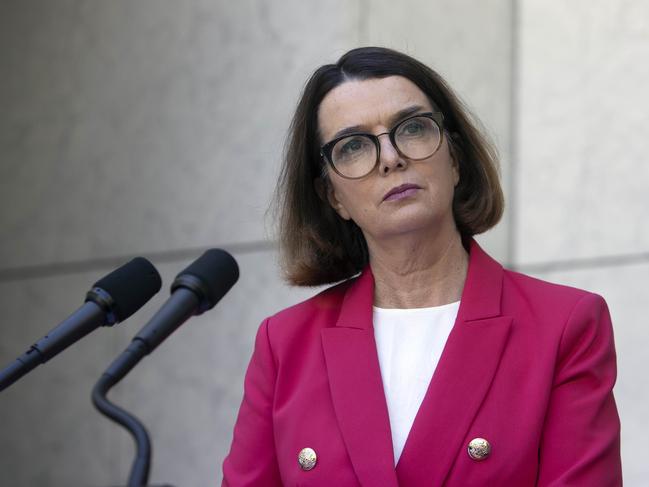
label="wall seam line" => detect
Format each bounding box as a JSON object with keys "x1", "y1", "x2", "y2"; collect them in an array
[{"x1": 0, "y1": 240, "x2": 277, "y2": 282}]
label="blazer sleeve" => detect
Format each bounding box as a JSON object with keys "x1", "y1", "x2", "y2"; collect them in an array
[
  {"x1": 537, "y1": 292, "x2": 622, "y2": 486},
  {"x1": 222, "y1": 317, "x2": 283, "y2": 486}
]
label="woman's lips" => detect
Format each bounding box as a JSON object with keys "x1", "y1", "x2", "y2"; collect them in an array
[{"x1": 383, "y1": 183, "x2": 421, "y2": 201}]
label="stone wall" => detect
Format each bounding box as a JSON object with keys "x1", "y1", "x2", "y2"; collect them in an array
[{"x1": 0, "y1": 1, "x2": 645, "y2": 485}]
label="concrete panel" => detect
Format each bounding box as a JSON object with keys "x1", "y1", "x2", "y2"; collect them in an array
[
  {"x1": 530, "y1": 261, "x2": 649, "y2": 486},
  {"x1": 0, "y1": 249, "x2": 319, "y2": 487},
  {"x1": 516, "y1": 1, "x2": 649, "y2": 265},
  {"x1": 363, "y1": 0, "x2": 514, "y2": 262},
  {"x1": 0, "y1": 0, "x2": 359, "y2": 268}
]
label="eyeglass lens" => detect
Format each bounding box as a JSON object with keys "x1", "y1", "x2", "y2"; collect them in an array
[{"x1": 330, "y1": 116, "x2": 441, "y2": 178}]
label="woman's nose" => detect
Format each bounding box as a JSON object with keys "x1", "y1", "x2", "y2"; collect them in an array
[{"x1": 377, "y1": 134, "x2": 406, "y2": 175}]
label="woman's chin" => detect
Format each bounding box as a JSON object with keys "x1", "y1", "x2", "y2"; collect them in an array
[{"x1": 367, "y1": 213, "x2": 451, "y2": 242}]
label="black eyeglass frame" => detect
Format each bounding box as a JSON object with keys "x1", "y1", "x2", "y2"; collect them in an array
[{"x1": 319, "y1": 111, "x2": 445, "y2": 180}]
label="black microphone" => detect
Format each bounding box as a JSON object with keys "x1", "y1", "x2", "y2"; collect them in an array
[
  {"x1": 96, "y1": 248, "x2": 239, "y2": 387},
  {"x1": 92, "y1": 248, "x2": 239, "y2": 487},
  {"x1": 0, "y1": 257, "x2": 162, "y2": 392}
]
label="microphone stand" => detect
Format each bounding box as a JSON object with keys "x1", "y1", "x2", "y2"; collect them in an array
[
  {"x1": 92, "y1": 250, "x2": 238, "y2": 487},
  {"x1": 92, "y1": 341, "x2": 161, "y2": 487},
  {"x1": 92, "y1": 342, "x2": 175, "y2": 487},
  {"x1": 93, "y1": 287, "x2": 200, "y2": 486}
]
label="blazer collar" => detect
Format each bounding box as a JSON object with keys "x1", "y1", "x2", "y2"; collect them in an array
[
  {"x1": 322, "y1": 238, "x2": 512, "y2": 486},
  {"x1": 334, "y1": 237, "x2": 504, "y2": 329}
]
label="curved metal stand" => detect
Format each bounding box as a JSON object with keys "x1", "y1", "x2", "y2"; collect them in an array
[{"x1": 92, "y1": 373, "x2": 151, "y2": 487}]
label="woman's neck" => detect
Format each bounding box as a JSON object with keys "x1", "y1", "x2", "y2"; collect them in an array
[{"x1": 367, "y1": 229, "x2": 469, "y2": 309}]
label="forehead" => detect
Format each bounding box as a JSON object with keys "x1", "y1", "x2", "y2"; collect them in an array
[{"x1": 317, "y1": 75, "x2": 433, "y2": 141}]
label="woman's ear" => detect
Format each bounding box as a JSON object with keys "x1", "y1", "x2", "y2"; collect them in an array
[{"x1": 314, "y1": 176, "x2": 351, "y2": 220}]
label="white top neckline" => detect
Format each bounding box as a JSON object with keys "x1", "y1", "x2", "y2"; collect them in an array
[
  {"x1": 372, "y1": 300, "x2": 460, "y2": 465},
  {"x1": 373, "y1": 300, "x2": 461, "y2": 313}
]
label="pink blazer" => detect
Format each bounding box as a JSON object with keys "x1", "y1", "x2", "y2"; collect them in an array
[{"x1": 222, "y1": 239, "x2": 622, "y2": 486}]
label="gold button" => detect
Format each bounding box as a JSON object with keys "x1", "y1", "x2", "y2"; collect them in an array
[
  {"x1": 467, "y1": 438, "x2": 491, "y2": 461},
  {"x1": 298, "y1": 447, "x2": 317, "y2": 471}
]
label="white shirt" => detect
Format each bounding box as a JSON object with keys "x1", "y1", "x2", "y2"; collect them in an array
[{"x1": 372, "y1": 301, "x2": 460, "y2": 465}]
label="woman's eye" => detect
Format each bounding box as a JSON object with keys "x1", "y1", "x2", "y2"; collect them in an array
[
  {"x1": 340, "y1": 137, "x2": 365, "y2": 154},
  {"x1": 402, "y1": 121, "x2": 425, "y2": 135}
]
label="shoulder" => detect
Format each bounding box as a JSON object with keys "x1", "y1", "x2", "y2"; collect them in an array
[
  {"x1": 268, "y1": 277, "x2": 352, "y2": 323},
  {"x1": 500, "y1": 267, "x2": 610, "y2": 337},
  {"x1": 503, "y1": 268, "x2": 589, "y2": 303},
  {"x1": 503, "y1": 267, "x2": 604, "y2": 306},
  {"x1": 467, "y1": 238, "x2": 607, "y2": 325},
  {"x1": 260, "y1": 276, "x2": 355, "y2": 351}
]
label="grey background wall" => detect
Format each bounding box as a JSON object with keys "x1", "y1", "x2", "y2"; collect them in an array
[{"x1": 0, "y1": 1, "x2": 645, "y2": 486}]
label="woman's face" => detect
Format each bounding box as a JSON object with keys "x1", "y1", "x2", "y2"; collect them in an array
[{"x1": 317, "y1": 75, "x2": 460, "y2": 244}]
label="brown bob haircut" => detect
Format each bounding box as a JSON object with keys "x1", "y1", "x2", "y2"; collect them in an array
[{"x1": 273, "y1": 47, "x2": 504, "y2": 286}]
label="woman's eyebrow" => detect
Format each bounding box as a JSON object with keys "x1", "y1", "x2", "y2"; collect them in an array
[
  {"x1": 331, "y1": 124, "x2": 364, "y2": 140},
  {"x1": 389, "y1": 105, "x2": 427, "y2": 125},
  {"x1": 329, "y1": 104, "x2": 428, "y2": 140}
]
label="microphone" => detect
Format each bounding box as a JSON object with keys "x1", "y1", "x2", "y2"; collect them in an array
[
  {"x1": 0, "y1": 257, "x2": 162, "y2": 392},
  {"x1": 92, "y1": 249, "x2": 239, "y2": 487},
  {"x1": 100, "y1": 248, "x2": 240, "y2": 383}
]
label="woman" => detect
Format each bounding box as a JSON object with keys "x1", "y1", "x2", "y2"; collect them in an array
[{"x1": 222, "y1": 47, "x2": 621, "y2": 486}]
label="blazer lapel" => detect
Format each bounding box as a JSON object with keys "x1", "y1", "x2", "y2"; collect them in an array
[
  {"x1": 395, "y1": 239, "x2": 513, "y2": 486},
  {"x1": 321, "y1": 269, "x2": 399, "y2": 487},
  {"x1": 321, "y1": 239, "x2": 512, "y2": 487}
]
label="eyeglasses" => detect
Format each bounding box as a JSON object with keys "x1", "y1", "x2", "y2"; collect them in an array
[{"x1": 320, "y1": 112, "x2": 444, "y2": 179}]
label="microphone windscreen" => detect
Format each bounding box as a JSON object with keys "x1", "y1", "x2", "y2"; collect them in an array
[
  {"x1": 92, "y1": 257, "x2": 162, "y2": 322},
  {"x1": 175, "y1": 249, "x2": 239, "y2": 310}
]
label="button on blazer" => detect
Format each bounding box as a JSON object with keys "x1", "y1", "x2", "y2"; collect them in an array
[{"x1": 222, "y1": 239, "x2": 622, "y2": 486}]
